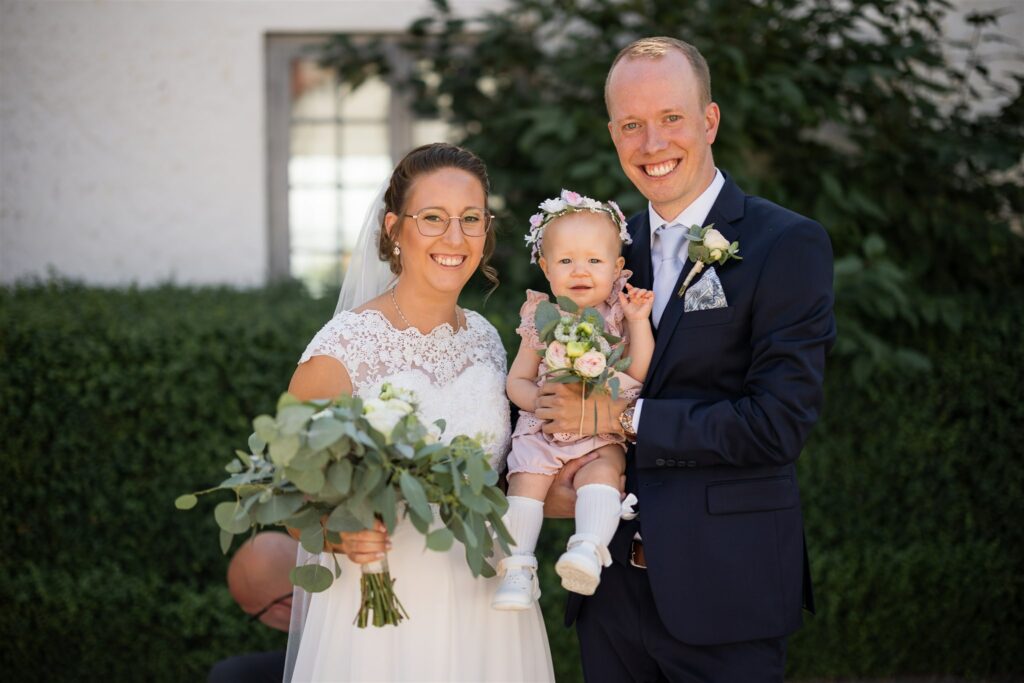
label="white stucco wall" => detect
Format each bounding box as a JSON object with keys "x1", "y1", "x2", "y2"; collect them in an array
[
  {"x1": 0, "y1": 0, "x2": 498, "y2": 286},
  {"x1": 1, "y1": 0, "x2": 1018, "y2": 287}
]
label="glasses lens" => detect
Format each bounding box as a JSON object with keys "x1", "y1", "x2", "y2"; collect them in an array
[
  {"x1": 415, "y1": 209, "x2": 449, "y2": 236},
  {"x1": 459, "y1": 208, "x2": 489, "y2": 236}
]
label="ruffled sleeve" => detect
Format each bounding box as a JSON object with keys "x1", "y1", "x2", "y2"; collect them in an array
[
  {"x1": 515, "y1": 290, "x2": 551, "y2": 350},
  {"x1": 602, "y1": 269, "x2": 633, "y2": 339}
]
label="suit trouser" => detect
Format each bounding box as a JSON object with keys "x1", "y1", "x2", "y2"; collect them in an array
[{"x1": 575, "y1": 560, "x2": 786, "y2": 683}]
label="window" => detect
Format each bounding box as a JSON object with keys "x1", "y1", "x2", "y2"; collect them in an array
[{"x1": 266, "y1": 35, "x2": 451, "y2": 294}]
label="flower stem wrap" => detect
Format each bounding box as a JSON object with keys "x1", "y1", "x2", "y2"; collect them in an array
[{"x1": 356, "y1": 556, "x2": 409, "y2": 628}]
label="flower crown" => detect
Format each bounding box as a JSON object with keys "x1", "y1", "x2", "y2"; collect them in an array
[{"x1": 524, "y1": 189, "x2": 631, "y2": 264}]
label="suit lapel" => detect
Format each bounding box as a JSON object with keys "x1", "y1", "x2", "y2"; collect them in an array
[
  {"x1": 646, "y1": 175, "x2": 747, "y2": 385},
  {"x1": 624, "y1": 212, "x2": 653, "y2": 290}
]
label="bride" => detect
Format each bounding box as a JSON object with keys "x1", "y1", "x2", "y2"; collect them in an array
[{"x1": 283, "y1": 143, "x2": 554, "y2": 682}]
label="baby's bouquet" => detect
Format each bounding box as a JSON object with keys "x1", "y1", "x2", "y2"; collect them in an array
[
  {"x1": 534, "y1": 296, "x2": 632, "y2": 434},
  {"x1": 177, "y1": 384, "x2": 512, "y2": 627}
]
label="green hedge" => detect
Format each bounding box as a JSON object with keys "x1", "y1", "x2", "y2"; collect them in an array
[{"x1": 2, "y1": 281, "x2": 1021, "y2": 680}]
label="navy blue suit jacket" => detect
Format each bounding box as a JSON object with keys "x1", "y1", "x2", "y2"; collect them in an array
[{"x1": 566, "y1": 173, "x2": 835, "y2": 646}]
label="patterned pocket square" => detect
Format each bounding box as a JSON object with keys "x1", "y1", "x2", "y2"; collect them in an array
[{"x1": 684, "y1": 267, "x2": 729, "y2": 313}]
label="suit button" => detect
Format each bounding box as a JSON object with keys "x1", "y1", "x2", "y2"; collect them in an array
[
  {"x1": 655, "y1": 458, "x2": 666, "y2": 466},
  {"x1": 687, "y1": 460, "x2": 697, "y2": 467},
  {"x1": 666, "y1": 459, "x2": 676, "y2": 466}
]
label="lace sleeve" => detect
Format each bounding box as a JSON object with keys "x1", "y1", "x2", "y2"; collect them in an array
[
  {"x1": 296, "y1": 313, "x2": 360, "y2": 379},
  {"x1": 514, "y1": 290, "x2": 550, "y2": 350}
]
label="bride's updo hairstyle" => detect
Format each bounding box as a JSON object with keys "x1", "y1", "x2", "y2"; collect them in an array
[{"x1": 379, "y1": 142, "x2": 499, "y2": 291}]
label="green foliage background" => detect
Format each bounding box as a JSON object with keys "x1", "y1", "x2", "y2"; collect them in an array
[
  {"x1": 2, "y1": 281, "x2": 1022, "y2": 680},
  {"x1": 2, "y1": 0, "x2": 1023, "y2": 680}
]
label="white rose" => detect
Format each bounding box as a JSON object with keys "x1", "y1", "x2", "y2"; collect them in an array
[
  {"x1": 363, "y1": 398, "x2": 414, "y2": 443},
  {"x1": 702, "y1": 228, "x2": 730, "y2": 251}
]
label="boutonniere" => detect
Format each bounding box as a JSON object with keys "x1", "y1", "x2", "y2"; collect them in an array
[{"x1": 677, "y1": 224, "x2": 742, "y2": 297}]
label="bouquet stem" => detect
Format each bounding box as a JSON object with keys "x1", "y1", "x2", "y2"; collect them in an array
[{"x1": 355, "y1": 556, "x2": 409, "y2": 628}]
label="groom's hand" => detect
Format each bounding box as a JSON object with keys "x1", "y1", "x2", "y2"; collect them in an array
[
  {"x1": 542, "y1": 452, "x2": 597, "y2": 518},
  {"x1": 535, "y1": 381, "x2": 629, "y2": 436}
]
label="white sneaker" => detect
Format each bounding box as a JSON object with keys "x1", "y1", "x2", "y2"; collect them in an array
[
  {"x1": 491, "y1": 555, "x2": 541, "y2": 611},
  {"x1": 555, "y1": 541, "x2": 602, "y2": 596}
]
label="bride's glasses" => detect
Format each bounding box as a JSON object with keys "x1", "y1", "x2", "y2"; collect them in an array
[{"x1": 404, "y1": 207, "x2": 494, "y2": 237}]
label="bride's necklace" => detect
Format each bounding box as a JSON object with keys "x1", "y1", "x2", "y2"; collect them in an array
[{"x1": 390, "y1": 287, "x2": 463, "y2": 332}]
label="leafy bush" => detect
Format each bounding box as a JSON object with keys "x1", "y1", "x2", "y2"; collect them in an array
[{"x1": 2, "y1": 281, "x2": 1021, "y2": 680}]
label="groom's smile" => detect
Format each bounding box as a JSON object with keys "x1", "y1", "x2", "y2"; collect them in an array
[{"x1": 643, "y1": 159, "x2": 679, "y2": 178}]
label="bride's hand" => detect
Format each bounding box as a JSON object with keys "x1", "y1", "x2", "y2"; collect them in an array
[
  {"x1": 285, "y1": 520, "x2": 391, "y2": 564},
  {"x1": 337, "y1": 520, "x2": 391, "y2": 565}
]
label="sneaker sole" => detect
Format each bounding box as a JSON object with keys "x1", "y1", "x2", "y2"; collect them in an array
[{"x1": 555, "y1": 557, "x2": 600, "y2": 596}]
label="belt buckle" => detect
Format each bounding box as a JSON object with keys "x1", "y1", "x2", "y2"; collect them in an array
[{"x1": 629, "y1": 539, "x2": 646, "y2": 569}]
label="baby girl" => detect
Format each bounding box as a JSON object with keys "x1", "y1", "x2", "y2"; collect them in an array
[{"x1": 493, "y1": 190, "x2": 654, "y2": 609}]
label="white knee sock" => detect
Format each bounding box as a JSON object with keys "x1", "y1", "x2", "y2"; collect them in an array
[
  {"x1": 503, "y1": 496, "x2": 545, "y2": 555},
  {"x1": 574, "y1": 484, "x2": 622, "y2": 548}
]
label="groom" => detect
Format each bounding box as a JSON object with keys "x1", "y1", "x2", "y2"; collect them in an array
[{"x1": 537, "y1": 37, "x2": 835, "y2": 681}]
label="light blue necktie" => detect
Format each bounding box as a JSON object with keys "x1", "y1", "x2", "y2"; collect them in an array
[{"x1": 651, "y1": 224, "x2": 686, "y2": 328}]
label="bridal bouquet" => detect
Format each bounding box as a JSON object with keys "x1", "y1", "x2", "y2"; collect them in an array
[
  {"x1": 534, "y1": 295, "x2": 632, "y2": 433},
  {"x1": 176, "y1": 384, "x2": 513, "y2": 627}
]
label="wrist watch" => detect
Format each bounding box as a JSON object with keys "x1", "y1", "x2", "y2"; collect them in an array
[{"x1": 618, "y1": 402, "x2": 637, "y2": 443}]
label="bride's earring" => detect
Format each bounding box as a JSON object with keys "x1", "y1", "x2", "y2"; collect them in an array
[{"x1": 393, "y1": 244, "x2": 401, "y2": 257}]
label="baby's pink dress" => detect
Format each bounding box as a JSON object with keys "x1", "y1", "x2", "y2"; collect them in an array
[{"x1": 508, "y1": 270, "x2": 643, "y2": 476}]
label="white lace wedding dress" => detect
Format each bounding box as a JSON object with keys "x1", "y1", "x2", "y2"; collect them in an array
[{"x1": 287, "y1": 309, "x2": 554, "y2": 683}]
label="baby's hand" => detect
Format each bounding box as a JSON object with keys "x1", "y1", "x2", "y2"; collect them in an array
[{"x1": 619, "y1": 283, "x2": 655, "y2": 321}]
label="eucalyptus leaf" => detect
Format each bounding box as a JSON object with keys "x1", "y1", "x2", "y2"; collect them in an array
[
  {"x1": 399, "y1": 470, "x2": 431, "y2": 521},
  {"x1": 449, "y1": 514, "x2": 476, "y2": 548},
  {"x1": 348, "y1": 496, "x2": 378, "y2": 529},
  {"x1": 325, "y1": 506, "x2": 368, "y2": 532},
  {"x1": 234, "y1": 450, "x2": 252, "y2": 468},
  {"x1": 461, "y1": 490, "x2": 491, "y2": 514},
  {"x1": 408, "y1": 507, "x2": 431, "y2": 534},
  {"x1": 425, "y1": 527, "x2": 454, "y2": 551},
  {"x1": 247, "y1": 432, "x2": 266, "y2": 455},
  {"x1": 253, "y1": 415, "x2": 277, "y2": 443},
  {"x1": 290, "y1": 564, "x2": 334, "y2": 593},
  {"x1": 534, "y1": 300, "x2": 560, "y2": 335},
  {"x1": 482, "y1": 485, "x2": 509, "y2": 515},
  {"x1": 276, "y1": 392, "x2": 302, "y2": 410},
  {"x1": 219, "y1": 529, "x2": 234, "y2": 555},
  {"x1": 373, "y1": 485, "x2": 398, "y2": 533},
  {"x1": 308, "y1": 416, "x2": 346, "y2": 450},
  {"x1": 254, "y1": 492, "x2": 305, "y2": 525},
  {"x1": 269, "y1": 434, "x2": 300, "y2": 466},
  {"x1": 225, "y1": 459, "x2": 243, "y2": 474},
  {"x1": 465, "y1": 453, "x2": 486, "y2": 495},
  {"x1": 465, "y1": 545, "x2": 484, "y2": 576},
  {"x1": 327, "y1": 460, "x2": 353, "y2": 495},
  {"x1": 278, "y1": 404, "x2": 317, "y2": 436},
  {"x1": 555, "y1": 295, "x2": 579, "y2": 313},
  {"x1": 359, "y1": 465, "x2": 384, "y2": 495},
  {"x1": 214, "y1": 501, "x2": 251, "y2": 534},
  {"x1": 285, "y1": 465, "x2": 325, "y2": 495},
  {"x1": 300, "y1": 524, "x2": 325, "y2": 554},
  {"x1": 174, "y1": 494, "x2": 198, "y2": 510}
]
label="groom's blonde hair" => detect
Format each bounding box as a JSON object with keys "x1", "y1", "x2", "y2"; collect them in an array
[{"x1": 605, "y1": 37, "x2": 712, "y2": 112}]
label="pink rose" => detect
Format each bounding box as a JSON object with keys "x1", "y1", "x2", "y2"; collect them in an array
[
  {"x1": 561, "y1": 189, "x2": 582, "y2": 206},
  {"x1": 573, "y1": 350, "x2": 607, "y2": 378},
  {"x1": 545, "y1": 341, "x2": 570, "y2": 370},
  {"x1": 529, "y1": 213, "x2": 544, "y2": 227}
]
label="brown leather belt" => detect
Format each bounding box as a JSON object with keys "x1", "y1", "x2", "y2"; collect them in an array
[{"x1": 629, "y1": 539, "x2": 647, "y2": 569}]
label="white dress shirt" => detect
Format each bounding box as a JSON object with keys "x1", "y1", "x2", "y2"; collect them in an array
[{"x1": 632, "y1": 169, "x2": 725, "y2": 431}]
